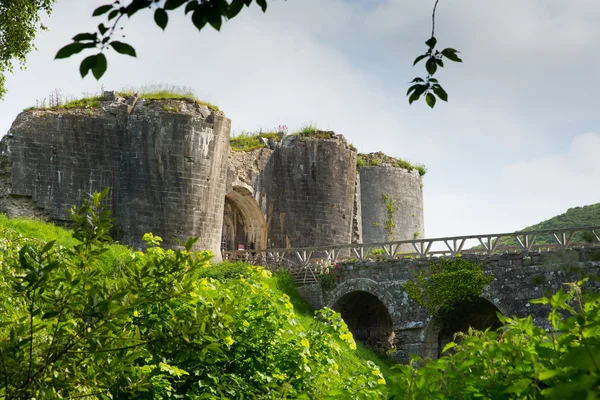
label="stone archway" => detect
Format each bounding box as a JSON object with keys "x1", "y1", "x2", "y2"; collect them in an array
[
  {"x1": 423, "y1": 297, "x2": 503, "y2": 358},
  {"x1": 222, "y1": 186, "x2": 266, "y2": 251},
  {"x1": 327, "y1": 279, "x2": 397, "y2": 354}
]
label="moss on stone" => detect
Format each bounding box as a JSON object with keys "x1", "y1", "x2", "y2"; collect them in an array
[{"x1": 357, "y1": 152, "x2": 427, "y2": 176}]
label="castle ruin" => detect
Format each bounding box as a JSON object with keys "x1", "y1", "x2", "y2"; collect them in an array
[{"x1": 0, "y1": 94, "x2": 424, "y2": 260}]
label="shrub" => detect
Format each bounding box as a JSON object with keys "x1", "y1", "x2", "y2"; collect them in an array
[
  {"x1": 394, "y1": 278, "x2": 600, "y2": 399},
  {"x1": 0, "y1": 190, "x2": 384, "y2": 399},
  {"x1": 403, "y1": 257, "x2": 494, "y2": 318}
]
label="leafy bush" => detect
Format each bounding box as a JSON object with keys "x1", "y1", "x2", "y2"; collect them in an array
[
  {"x1": 403, "y1": 257, "x2": 494, "y2": 318},
  {"x1": 0, "y1": 190, "x2": 384, "y2": 399},
  {"x1": 393, "y1": 278, "x2": 600, "y2": 399}
]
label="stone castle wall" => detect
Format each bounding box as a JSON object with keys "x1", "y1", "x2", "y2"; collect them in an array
[
  {"x1": 359, "y1": 166, "x2": 424, "y2": 248},
  {"x1": 2, "y1": 96, "x2": 230, "y2": 258},
  {"x1": 1, "y1": 94, "x2": 425, "y2": 256}
]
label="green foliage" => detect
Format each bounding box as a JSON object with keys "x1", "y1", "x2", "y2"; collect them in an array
[
  {"x1": 56, "y1": 0, "x2": 271, "y2": 81},
  {"x1": 407, "y1": 2, "x2": 462, "y2": 108},
  {"x1": 316, "y1": 260, "x2": 339, "y2": 291},
  {"x1": 382, "y1": 193, "x2": 399, "y2": 236},
  {"x1": 394, "y1": 279, "x2": 600, "y2": 399},
  {"x1": 162, "y1": 105, "x2": 179, "y2": 112},
  {"x1": 0, "y1": 191, "x2": 385, "y2": 399},
  {"x1": 492, "y1": 203, "x2": 600, "y2": 248},
  {"x1": 295, "y1": 122, "x2": 319, "y2": 137},
  {"x1": 24, "y1": 89, "x2": 104, "y2": 111},
  {"x1": 403, "y1": 257, "x2": 494, "y2": 318},
  {"x1": 119, "y1": 84, "x2": 219, "y2": 110},
  {"x1": 229, "y1": 130, "x2": 282, "y2": 151},
  {"x1": 0, "y1": 0, "x2": 54, "y2": 99},
  {"x1": 357, "y1": 152, "x2": 427, "y2": 176}
]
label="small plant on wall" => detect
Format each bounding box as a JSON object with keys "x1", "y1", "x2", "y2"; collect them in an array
[
  {"x1": 402, "y1": 257, "x2": 494, "y2": 318},
  {"x1": 382, "y1": 193, "x2": 399, "y2": 237},
  {"x1": 316, "y1": 260, "x2": 339, "y2": 290}
]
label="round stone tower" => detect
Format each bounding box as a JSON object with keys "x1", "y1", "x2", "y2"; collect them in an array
[
  {"x1": 258, "y1": 133, "x2": 357, "y2": 249},
  {"x1": 359, "y1": 165, "x2": 424, "y2": 247},
  {"x1": 113, "y1": 98, "x2": 230, "y2": 259}
]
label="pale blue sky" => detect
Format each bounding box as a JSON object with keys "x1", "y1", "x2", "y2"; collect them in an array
[{"x1": 1, "y1": 0, "x2": 599, "y2": 239}]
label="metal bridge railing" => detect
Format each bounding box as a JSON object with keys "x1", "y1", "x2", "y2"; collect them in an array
[{"x1": 222, "y1": 226, "x2": 600, "y2": 285}]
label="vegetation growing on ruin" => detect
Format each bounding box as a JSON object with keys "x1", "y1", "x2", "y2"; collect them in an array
[
  {"x1": 403, "y1": 257, "x2": 494, "y2": 319},
  {"x1": 293, "y1": 122, "x2": 339, "y2": 140},
  {"x1": 357, "y1": 152, "x2": 427, "y2": 176},
  {"x1": 23, "y1": 84, "x2": 219, "y2": 112},
  {"x1": 118, "y1": 84, "x2": 219, "y2": 111},
  {"x1": 229, "y1": 130, "x2": 283, "y2": 152},
  {"x1": 382, "y1": 193, "x2": 399, "y2": 236},
  {"x1": 23, "y1": 89, "x2": 104, "y2": 111}
]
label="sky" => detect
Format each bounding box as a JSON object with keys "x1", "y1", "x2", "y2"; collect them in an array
[{"x1": 1, "y1": 0, "x2": 599, "y2": 240}]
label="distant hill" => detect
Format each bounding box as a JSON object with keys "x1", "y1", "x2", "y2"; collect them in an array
[{"x1": 494, "y1": 203, "x2": 600, "y2": 248}]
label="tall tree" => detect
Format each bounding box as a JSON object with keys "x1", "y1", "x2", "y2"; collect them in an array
[{"x1": 0, "y1": 0, "x2": 54, "y2": 99}]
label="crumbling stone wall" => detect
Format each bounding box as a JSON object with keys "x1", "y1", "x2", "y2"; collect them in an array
[
  {"x1": 256, "y1": 135, "x2": 357, "y2": 249},
  {"x1": 359, "y1": 166, "x2": 424, "y2": 247},
  {"x1": 2, "y1": 96, "x2": 230, "y2": 258}
]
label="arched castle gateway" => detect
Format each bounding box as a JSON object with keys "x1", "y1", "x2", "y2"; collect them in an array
[{"x1": 0, "y1": 92, "x2": 425, "y2": 260}]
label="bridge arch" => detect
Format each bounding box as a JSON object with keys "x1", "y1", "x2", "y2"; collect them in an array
[
  {"x1": 327, "y1": 279, "x2": 398, "y2": 353},
  {"x1": 423, "y1": 297, "x2": 503, "y2": 358},
  {"x1": 221, "y1": 186, "x2": 266, "y2": 251}
]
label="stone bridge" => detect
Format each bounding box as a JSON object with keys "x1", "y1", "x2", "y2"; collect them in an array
[{"x1": 224, "y1": 226, "x2": 600, "y2": 363}]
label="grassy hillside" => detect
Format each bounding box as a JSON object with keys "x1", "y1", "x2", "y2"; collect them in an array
[
  {"x1": 495, "y1": 203, "x2": 600, "y2": 248},
  {"x1": 0, "y1": 214, "x2": 400, "y2": 398}
]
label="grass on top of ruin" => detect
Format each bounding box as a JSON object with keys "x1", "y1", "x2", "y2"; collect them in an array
[
  {"x1": 357, "y1": 152, "x2": 427, "y2": 176},
  {"x1": 22, "y1": 84, "x2": 219, "y2": 112},
  {"x1": 230, "y1": 129, "x2": 283, "y2": 151},
  {"x1": 118, "y1": 84, "x2": 219, "y2": 111}
]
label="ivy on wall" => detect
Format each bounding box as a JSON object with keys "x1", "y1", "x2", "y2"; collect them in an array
[
  {"x1": 403, "y1": 257, "x2": 494, "y2": 318},
  {"x1": 382, "y1": 193, "x2": 399, "y2": 237}
]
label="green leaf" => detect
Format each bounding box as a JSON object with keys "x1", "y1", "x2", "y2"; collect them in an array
[
  {"x1": 408, "y1": 85, "x2": 426, "y2": 104},
  {"x1": 413, "y1": 54, "x2": 427, "y2": 66},
  {"x1": 80, "y1": 55, "x2": 97, "y2": 78},
  {"x1": 426, "y1": 93, "x2": 436, "y2": 108},
  {"x1": 425, "y1": 36, "x2": 437, "y2": 49},
  {"x1": 125, "y1": 0, "x2": 152, "y2": 17},
  {"x1": 425, "y1": 58, "x2": 437, "y2": 76},
  {"x1": 92, "y1": 53, "x2": 107, "y2": 80},
  {"x1": 411, "y1": 77, "x2": 424, "y2": 83},
  {"x1": 442, "y1": 48, "x2": 463, "y2": 62},
  {"x1": 192, "y1": 8, "x2": 207, "y2": 30},
  {"x1": 92, "y1": 4, "x2": 113, "y2": 16},
  {"x1": 256, "y1": 0, "x2": 268, "y2": 12},
  {"x1": 207, "y1": 11, "x2": 222, "y2": 31},
  {"x1": 164, "y1": 0, "x2": 188, "y2": 10},
  {"x1": 108, "y1": 9, "x2": 119, "y2": 20},
  {"x1": 55, "y1": 42, "x2": 85, "y2": 59},
  {"x1": 98, "y1": 23, "x2": 109, "y2": 36},
  {"x1": 441, "y1": 342, "x2": 456, "y2": 353},
  {"x1": 185, "y1": 0, "x2": 198, "y2": 14},
  {"x1": 154, "y1": 8, "x2": 169, "y2": 30},
  {"x1": 41, "y1": 240, "x2": 56, "y2": 254},
  {"x1": 406, "y1": 84, "x2": 422, "y2": 96},
  {"x1": 185, "y1": 236, "x2": 199, "y2": 251},
  {"x1": 109, "y1": 41, "x2": 137, "y2": 57},
  {"x1": 42, "y1": 311, "x2": 60, "y2": 320},
  {"x1": 432, "y1": 85, "x2": 448, "y2": 102},
  {"x1": 72, "y1": 33, "x2": 97, "y2": 42},
  {"x1": 228, "y1": 0, "x2": 246, "y2": 18}
]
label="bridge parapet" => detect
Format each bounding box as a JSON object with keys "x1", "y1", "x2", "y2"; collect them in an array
[{"x1": 222, "y1": 226, "x2": 600, "y2": 284}]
